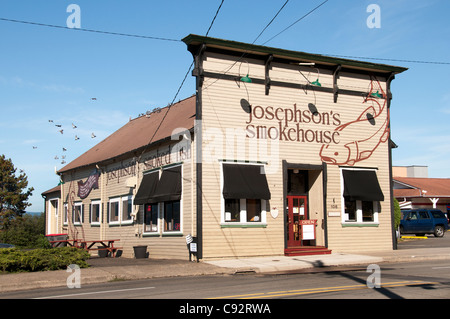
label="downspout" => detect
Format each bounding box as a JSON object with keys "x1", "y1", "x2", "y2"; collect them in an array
[
  {"x1": 386, "y1": 72, "x2": 397, "y2": 250},
  {"x1": 191, "y1": 43, "x2": 206, "y2": 261}
]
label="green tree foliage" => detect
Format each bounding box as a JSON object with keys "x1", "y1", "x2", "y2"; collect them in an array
[
  {"x1": 0, "y1": 213, "x2": 47, "y2": 248},
  {"x1": 393, "y1": 197, "x2": 401, "y2": 229},
  {"x1": 0, "y1": 155, "x2": 34, "y2": 229}
]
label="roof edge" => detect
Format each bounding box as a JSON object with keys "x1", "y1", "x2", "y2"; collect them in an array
[{"x1": 182, "y1": 34, "x2": 408, "y2": 74}]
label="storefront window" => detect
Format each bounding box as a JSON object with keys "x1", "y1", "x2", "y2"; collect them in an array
[
  {"x1": 344, "y1": 199, "x2": 376, "y2": 223},
  {"x1": 164, "y1": 201, "x2": 180, "y2": 232},
  {"x1": 144, "y1": 203, "x2": 158, "y2": 232},
  {"x1": 341, "y1": 168, "x2": 382, "y2": 225},
  {"x1": 223, "y1": 198, "x2": 265, "y2": 224}
]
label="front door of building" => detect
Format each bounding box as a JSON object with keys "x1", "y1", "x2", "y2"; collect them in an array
[{"x1": 286, "y1": 195, "x2": 308, "y2": 247}]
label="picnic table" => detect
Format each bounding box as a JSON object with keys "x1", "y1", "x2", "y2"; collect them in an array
[
  {"x1": 48, "y1": 238, "x2": 121, "y2": 257},
  {"x1": 77, "y1": 239, "x2": 122, "y2": 257}
]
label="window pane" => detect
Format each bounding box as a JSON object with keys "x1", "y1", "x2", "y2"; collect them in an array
[
  {"x1": 225, "y1": 199, "x2": 240, "y2": 222},
  {"x1": 64, "y1": 205, "x2": 68, "y2": 223},
  {"x1": 110, "y1": 202, "x2": 119, "y2": 222},
  {"x1": 246, "y1": 199, "x2": 261, "y2": 222},
  {"x1": 345, "y1": 198, "x2": 356, "y2": 221},
  {"x1": 122, "y1": 198, "x2": 132, "y2": 221},
  {"x1": 419, "y1": 212, "x2": 430, "y2": 219},
  {"x1": 362, "y1": 201, "x2": 374, "y2": 222},
  {"x1": 144, "y1": 204, "x2": 158, "y2": 232},
  {"x1": 92, "y1": 203, "x2": 100, "y2": 223},
  {"x1": 73, "y1": 205, "x2": 82, "y2": 223},
  {"x1": 164, "y1": 201, "x2": 180, "y2": 231}
]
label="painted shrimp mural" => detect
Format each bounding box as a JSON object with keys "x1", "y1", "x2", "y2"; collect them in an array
[{"x1": 319, "y1": 76, "x2": 390, "y2": 166}]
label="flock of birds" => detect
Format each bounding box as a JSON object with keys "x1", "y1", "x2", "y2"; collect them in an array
[{"x1": 32, "y1": 98, "x2": 98, "y2": 165}]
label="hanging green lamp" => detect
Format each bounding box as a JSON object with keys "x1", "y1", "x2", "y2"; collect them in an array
[
  {"x1": 371, "y1": 90, "x2": 382, "y2": 98},
  {"x1": 311, "y1": 78, "x2": 321, "y2": 87},
  {"x1": 240, "y1": 74, "x2": 252, "y2": 83}
]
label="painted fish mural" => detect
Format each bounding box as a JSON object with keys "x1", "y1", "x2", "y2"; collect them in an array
[{"x1": 319, "y1": 76, "x2": 390, "y2": 166}]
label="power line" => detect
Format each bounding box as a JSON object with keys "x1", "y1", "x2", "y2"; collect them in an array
[
  {"x1": 253, "y1": 0, "x2": 289, "y2": 44},
  {"x1": 263, "y1": 0, "x2": 329, "y2": 45},
  {"x1": 0, "y1": 17, "x2": 181, "y2": 42},
  {"x1": 205, "y1": 0, "x2": 225, "y2": 37},
  {"x1": 203, "y1": 0, "x2": 291, "y2": 91},
  {"x1": 137, "y1": 0, "x2": 226, "y2": 161},
  {"x1": 320, "y1": 53, "x2": 450, "y2": 66}
]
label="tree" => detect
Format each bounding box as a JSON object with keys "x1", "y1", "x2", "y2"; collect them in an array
[
  {"x1": 0, "y1": 155, "x2": 34, "y2": 229},
  {"x1": 393, "y1": 197, "x2": 401, "y2": 230}
]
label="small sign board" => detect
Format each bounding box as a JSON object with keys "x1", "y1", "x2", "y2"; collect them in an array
[{"x1": 299, "y1": 219, "x2": 316, "y2": 240}]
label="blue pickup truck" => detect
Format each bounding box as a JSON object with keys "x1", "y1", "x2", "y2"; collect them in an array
[{"x1": 400, "y1": 209, "x2": 449, "y2": 237}]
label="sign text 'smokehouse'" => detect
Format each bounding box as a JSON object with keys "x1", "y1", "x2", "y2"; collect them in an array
[{"x1": 245, "y1": 103, "x2": 341, "y2": 144}]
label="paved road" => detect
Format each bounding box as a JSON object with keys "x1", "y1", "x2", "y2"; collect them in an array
[
  {"x1": 4, "y1": 259, "x2": 450, "y2": 301},
  {"x1": 399, "y1": 232, "x2": 450, "y2": 249}
]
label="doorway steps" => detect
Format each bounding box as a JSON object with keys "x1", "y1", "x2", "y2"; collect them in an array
[{"x1": 285, "y1": 246, "x2": 332, "y2": 256}]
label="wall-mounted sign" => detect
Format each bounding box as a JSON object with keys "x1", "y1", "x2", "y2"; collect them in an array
[
  {"x1": 77, "y1": 169, "x2": 100, "y2": 199},
  {"x1": 245, "y1": 103, "x2": 341, "y2": 144}
]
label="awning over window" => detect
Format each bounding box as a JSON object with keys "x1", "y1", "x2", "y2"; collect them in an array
[
  {"x1": 222, "y1": 164, "x2": 271, "y2": 200},
  {"x1": 134, "y1": 171, "x2": 159, "y2": 205},
  {"x1": 342, "y1": 170, "x2": 384, "y2": 202},
  {"x1": 151, "y1": 165, "x2": 182, "y2": 203}
]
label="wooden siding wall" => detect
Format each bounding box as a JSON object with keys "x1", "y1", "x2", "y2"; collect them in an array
[
  {"x1": 59, "y1": 139, "x2": 195, "y2": 259},
  {"x1": 199, "y1": 52, "x2": 393, "y2": 258}
]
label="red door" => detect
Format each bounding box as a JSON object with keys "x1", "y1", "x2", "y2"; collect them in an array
[{"x1": 286, "y1": 196, "x2": 308, "y2": 247}]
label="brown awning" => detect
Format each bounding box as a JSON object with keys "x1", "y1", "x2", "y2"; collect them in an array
[
  {"x1": 222, "y1": 164, "x2": 271, "y2": 200},
  {"x1": 343, "y1": 170, "x2": 384, "y2": 202},
  {"x1": 151, "y1": 166, "x2": 182, "y2": 203},
  {"x1": 134, "y1": 171, "x2": 159, "y2": 205}
]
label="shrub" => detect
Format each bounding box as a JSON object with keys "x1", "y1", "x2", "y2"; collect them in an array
[{"x1": 0, "y1": 247, "x2": 90, "y2": 273}]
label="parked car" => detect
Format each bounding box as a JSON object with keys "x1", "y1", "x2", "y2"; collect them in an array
[
  {"x1": 400, "y1": 209, "x2": 449, "y2": 237},
  {"x1": 0, "y1": 243, "x2": 15, "y2": 248}
]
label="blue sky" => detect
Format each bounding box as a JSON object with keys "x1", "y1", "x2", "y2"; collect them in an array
[{"x1": 1, "y1": 0, "x2": 449, "y2": 212}]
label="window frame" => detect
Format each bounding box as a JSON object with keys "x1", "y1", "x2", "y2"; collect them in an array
[
  {"x1": 63, "y1": 203, "x2": 68, "y2": 225},
  {"x1": 144, "y1": 203, "x2": 159, "y2": 233},
  {"x1": 340, "y1": 168, "x2": 380, "y2": 226},
  {"x1": 108, "y1": 195, "x2": 134, "y2": 226},
  {"x1": 72, "y1": 202, "x2": 83, "y2": 225},
  {"x1": 220, "y1": 162, "x2": 268, "y2": 227},
  {"x1": 163, "y1": 200, "x2": 181, "y2": 233},
  {"x1": 90, "y1": 200, "x2": 101, "y2": 225}
]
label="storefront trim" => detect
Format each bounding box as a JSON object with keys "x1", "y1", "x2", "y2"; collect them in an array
[
  {"x1": 341, "y1": 223, "x2": 379, "y2": 227},
  {"x1": 220, "y1": 223, "x2": 267, "y2": 228}
]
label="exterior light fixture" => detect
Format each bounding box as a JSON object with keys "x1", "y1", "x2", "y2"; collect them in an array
[
  {"x1": 311, "y1": 79, "x2": 321, "y2": 87},
  {"x1": 371, "y1": 90, "x2": 382, "y2": 98},
  {"x1": 240, "y1": 74, "x2": 252, "y2": 83},
  {"x1": 239, "y1": 61, "x2": 252, "y2": 83}
]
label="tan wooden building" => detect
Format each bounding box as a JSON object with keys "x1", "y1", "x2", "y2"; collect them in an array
[{"x1": 44, "y1": 35, "x2": 407, "y2": 260}]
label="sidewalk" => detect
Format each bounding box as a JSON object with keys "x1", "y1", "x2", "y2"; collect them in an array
[{"x1": 1, "y1": 246, "x2": 450, "y2": 293}]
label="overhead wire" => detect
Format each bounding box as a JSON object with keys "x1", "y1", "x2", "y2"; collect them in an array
[
  {"x1": 262, "y1": 0, "x2": 329, "y2": 45},
  {"x1": 202, "y1": 0, "x2": 291, "y2": 91},
  {"x1": 0, "y1": 17, "x2": 181, "y2": 42},
  {"x1": 319, "y1": 53, "x2": 450, "y2": 66},
  {"x1": 136, "y1": 0, "x2": 225, "y2": 162}
]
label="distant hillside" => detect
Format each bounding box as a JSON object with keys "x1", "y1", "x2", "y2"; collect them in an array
[{"x1": 25, "y1": 212, "x2": 43, "y2": 216}]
